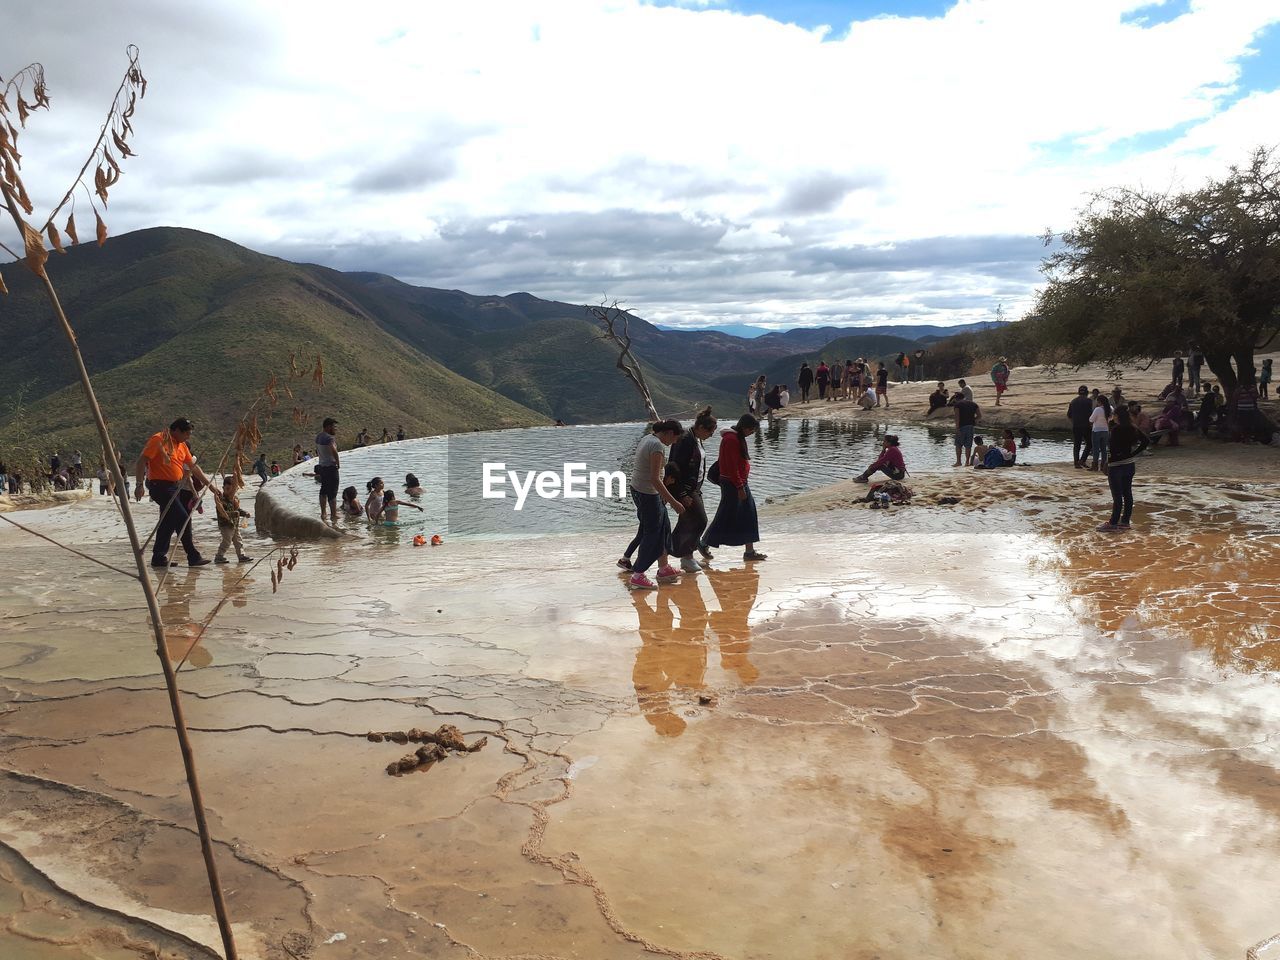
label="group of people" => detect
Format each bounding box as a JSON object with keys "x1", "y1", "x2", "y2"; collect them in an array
[
  {"x1": 618, "y1": 408, "x2": 767, "y2": 591},
  {"x1": 791, "y1": 358, "x2": 891, "y2": 407},
  {"x1": 353, "y1": 425, "x2": 407, "y2": 448},
  {"x1": 130, "y1": 414, "x2": 432, "y2": 572}
]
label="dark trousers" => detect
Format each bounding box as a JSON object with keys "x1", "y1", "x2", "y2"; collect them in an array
[
  {"x1": 148, "y1": 481, "x2": 199, "y2": 563},
  {"x1": 817, "y1": 382, "x2": 828, "y2": 399},
  {"x1": 1072, "y1": 425, "x2": 1091, "y2": 465},
  {"x1": 630, "y1": 489, "x2": 671, "y2": 574},
  {"x1": 800, "y1": 385, "x2": 811, "y2": 402},
  {"x1": 857, "y1": 465, "x2": 905, "y2": 483},
  {"x1": 670, "y1": 490, "x2": 708, "y2": 558},
  {"x1": 1108, "y1": 463, "x2": 1136, "y2": 526},
  {"x1": 1188, "y1": 366, "x2": 1201, "y2": 393}
]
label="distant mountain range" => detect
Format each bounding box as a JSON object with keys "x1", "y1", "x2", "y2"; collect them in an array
[
  {"x1": 659, "y1": 320, "x2": 1011, "y2": 345},
  {"x1": 0, "y1": 227, "x2": 1006, "y2": 460}
]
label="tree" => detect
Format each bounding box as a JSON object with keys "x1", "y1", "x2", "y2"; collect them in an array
[
  {"x1": 1035, "y1": 147, "x2": 1280, "y2": 393},
  {"x1": 588, "y1": 300, "x2": 661, "y2": 421}
]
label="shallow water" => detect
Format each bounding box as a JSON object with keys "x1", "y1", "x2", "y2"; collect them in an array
[
  {"x1": 1, "y1": 464, "x2": 1277, "y2": 959},
  {"x1": 270, "y1": 418, "x2": 1071, "y2": 537}
]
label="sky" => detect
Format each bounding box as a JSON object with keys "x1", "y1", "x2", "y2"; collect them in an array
[{"x1": 3, "y1": 0, "x2": 1279, "y2": 331}]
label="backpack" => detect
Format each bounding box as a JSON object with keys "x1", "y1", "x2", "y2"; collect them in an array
[{"x1": 707, "y1": 461, "x2": 721, "y2": 484}]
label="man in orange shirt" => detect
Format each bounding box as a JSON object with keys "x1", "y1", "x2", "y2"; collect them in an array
[{"x1": 134, "y1": 418, "x2": 213, "y2": 568}]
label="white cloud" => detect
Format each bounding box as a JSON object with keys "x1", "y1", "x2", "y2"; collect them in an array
[{"x1": 3, "y1": 0, "x2": 1279, "y2": 328}]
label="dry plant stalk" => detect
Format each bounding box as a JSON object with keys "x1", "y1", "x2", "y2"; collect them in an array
[
  {"x1": 589, "y1": 300, "x2": 660, "y2": 421},
  {"x1": 0, "y1": 49, "x2": 239, "y2": 960}
]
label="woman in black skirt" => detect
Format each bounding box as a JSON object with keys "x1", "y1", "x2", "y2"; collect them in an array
[{"x1": 703, "y1": 413, "x2": 766, "y2": 561}]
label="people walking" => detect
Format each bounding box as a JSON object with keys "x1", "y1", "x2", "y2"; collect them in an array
[
  {"x1": 627, "y1": 420, "x2": 687, "y2": 590},
  {"x1": 315, "y1": 417, "x2": 341, "y2": 521},
  {"x1": 134, "y1": 418, "x2": 212, "y2": 568},
  {"x1": 752, "y1": 376, "x2": 767, "y2": 417},
  {"x1": 703, "y1": 413, "x2": 766, "y2": 562},
  {"x1": 1098, "y1": 406, "x2": 1150, "y2": 533},
  {"x1": 213, "y1": 475, "x2": 254, "y2": 564},
  {"x1": 667, "y1": 407, "x2": 717, "y2": 574},
  {"x1": 1171, "y1": 353, "x2": 1185, "y2": 390},
  {"x1": 991, "y1": 358, "x2": 1010, "y2": 406},
  {"x1": 253, "y1": 453, "x2": 269, "y2": 486},
  {"x1": 875, "y1": 362, "x2": 889, "y2": 407}
]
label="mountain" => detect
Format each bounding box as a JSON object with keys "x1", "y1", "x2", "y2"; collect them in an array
[
  {"x1": 0, "y1": 228, "x2": 742, "y2": 462},
  {"x1": 0, "y1": 229, "x2": 546, "y2": 461}
]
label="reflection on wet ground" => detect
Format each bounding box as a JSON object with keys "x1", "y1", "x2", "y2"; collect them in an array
[{"x1": 0, "y1": 478, "x2": 1278, "y2": 959}]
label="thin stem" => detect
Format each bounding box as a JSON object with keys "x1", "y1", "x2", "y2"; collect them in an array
[{"x1": 0, "y1": 178, "x2": 239, "y2": 960}]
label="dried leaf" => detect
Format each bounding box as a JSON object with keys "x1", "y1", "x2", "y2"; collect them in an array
[
  {"x1": 94, "y1": 209, "x2": 107, "y2": 246},
  {"x1": 16, "y1": 98, "x2": 28, "y2": 125},
  {"x1": 312, "y1": 355, "x2": 325, "y2": 387},
  {"x1": 46, "y1": 222, "x2": 65, "y2": 254},
  {"x1": 65, "y1": 213, "x2": 78, "y2": 245},
  {"x1": 0, "y1": 269, "x2": 7, "y2": 295},
  {"x1": 270, "y1": 569, "x2": 278, "y2": 593},
  {"x1": 21, "y1": 222, "x2": 47, "y2": 277}
]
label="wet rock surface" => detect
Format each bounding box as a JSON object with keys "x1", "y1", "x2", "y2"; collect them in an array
[{"x1": 0, "y1": 482, "x2": 1278, "y2": 959}]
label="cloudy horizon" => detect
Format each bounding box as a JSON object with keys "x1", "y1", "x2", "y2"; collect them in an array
[{"x1": 4, "y1": 0, "x2": 1279, "y2": 331}]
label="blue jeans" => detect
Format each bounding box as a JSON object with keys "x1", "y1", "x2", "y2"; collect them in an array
[
  {"x1": 630, "y1": 489, "x2": 672, "y2": 575},
  {"x1": 1090, "y1": 431, "x2": 1109, "y2": 466}
]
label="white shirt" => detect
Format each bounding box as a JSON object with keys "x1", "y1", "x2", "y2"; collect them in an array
[{"x1": 1089, "y1": 407, "x2": 1109, "y2": 431}]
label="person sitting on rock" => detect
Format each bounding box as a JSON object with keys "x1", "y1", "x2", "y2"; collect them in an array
[
  {"x1": 926, "y1": 382, "x2": 949, "y2": 417},
  {"x1": 854, "y1": 435, "x2": 906, "y2": 483}
]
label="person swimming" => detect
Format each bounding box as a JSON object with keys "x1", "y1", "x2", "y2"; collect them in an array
[
  {"x1": 381, "y1": 489, "x2": 423, "y2": 525},
  {"x1": 404, "y1": 473, "x2": 424, "y2": 497}
]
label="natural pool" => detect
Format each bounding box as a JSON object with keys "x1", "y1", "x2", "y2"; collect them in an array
[{"x1": 268, "y1": 417, "x2": 1073, "y2": 537}]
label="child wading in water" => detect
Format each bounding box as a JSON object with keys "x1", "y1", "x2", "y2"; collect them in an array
[
  {"x1": 214, "y1": 476, "x2": 254, "y2": 564},
  {"x1": 341, "y1": 486, "x2": 363, "y2": 517},
  {"x1": 364, "y1": 477, "x2": 386, "y2": 522},
  {"x1": 380, "y1": 489, "x2": 423, "y2": 525}
]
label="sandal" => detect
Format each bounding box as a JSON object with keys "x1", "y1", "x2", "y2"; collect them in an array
[{"x1": 743, "y1": 550, "x2": 768, "y2": 561}]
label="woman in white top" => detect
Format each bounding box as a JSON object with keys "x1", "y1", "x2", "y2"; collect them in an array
[
  {"x1": 1088, "y1": 396, "x2": 1111, "y2": 470},
  {"x1": 626, "y1": 420, "x2": 687, "y2": 590}
]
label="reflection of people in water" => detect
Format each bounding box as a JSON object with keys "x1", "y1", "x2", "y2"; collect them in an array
[
  {"x1": 160, "y1": 570, "x2": 214, "y2": 668},
  {"x1": 631, "y1": 584, "x2": 709, "y2": 737},
  {"x1": 705, "y1": 565, "x2": 760, "y2": 686}
]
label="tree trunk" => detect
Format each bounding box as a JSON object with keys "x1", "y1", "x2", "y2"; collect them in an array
[
  {"x1": 1232, "y1": 348, "x2": 1257, "y2": 387},
  {"x1": 1203, "y1": 350, "x2": 1238, "y2": 394}
]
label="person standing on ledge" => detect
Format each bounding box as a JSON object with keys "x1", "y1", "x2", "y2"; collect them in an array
[
  {"x1": 797, "y1": 363, "x2": 813, "y2": 403},
  {"x1": 396, "y1": 425, "x2": 405, "y2": 442},
  {"x1": 1067, "y1": 385, "x2": 1094, "y2": 468},
  {"x1": 990, "y1": 358, "x2": 1010, "y2": 406},
  {"x1": 315, "y1": 417, "x2": 341, "y2": 522},
  {"x1": 134, "y1": 417, "x2": 212, "y2": 568}
]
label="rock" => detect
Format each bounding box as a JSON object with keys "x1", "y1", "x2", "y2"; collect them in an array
[
  {"x1": 367, "y1": 732, "x2": 384, "y2": 742},
  {"x1": 428, "y1": 724, "x2": 466, "y2": 751},
  {"x1": 388, "y1": 731, "x2": 409, "y2": 745},
  {"x1": 385, "y1": 762, "x2": 401, "y2": 776},
  {"x1": 698, "y1": 694, "x2": 717, "y2": 706},
  {"x1": 464, "y1": 736, "x2": 488, "y2": 753},
  {"x1": 415, "y1": 744, "x2": 446, "y2": 764},
  {"x1": 406, "y1": 728, "x2": 425, "y2": 742},
  {"x1": 397, "y1": 754, "x2": 420, "y2": 772}
]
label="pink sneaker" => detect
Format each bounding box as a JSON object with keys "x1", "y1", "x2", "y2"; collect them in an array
[
  {"x1": 655, "y1": 565, "x2": 681, "y2": 583},
  {"x1": 628, "y1": 572, "x2": 657, "y2": 590}
]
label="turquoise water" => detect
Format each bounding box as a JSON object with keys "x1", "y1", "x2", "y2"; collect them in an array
[{"x1": 270, "y1": 418, "x2": 1071, "y2": 538}]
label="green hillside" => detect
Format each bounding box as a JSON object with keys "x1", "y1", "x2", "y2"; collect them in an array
[{"x1": 0, "y1": 230, "x2": 545, "y2": 465}]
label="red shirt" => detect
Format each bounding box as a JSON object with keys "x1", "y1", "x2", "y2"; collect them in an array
[{"x1": 716, "y1": 430, "x2": 751, "y2": 488}]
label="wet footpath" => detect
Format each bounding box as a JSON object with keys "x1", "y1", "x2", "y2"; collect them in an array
[{"x1": 1, "y1": 479, "x2": 1279, "y2": 960}]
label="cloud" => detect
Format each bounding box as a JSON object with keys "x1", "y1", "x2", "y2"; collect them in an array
[{"x1": 4, "y1": 0, "x2": 1279, "y2": 330}]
